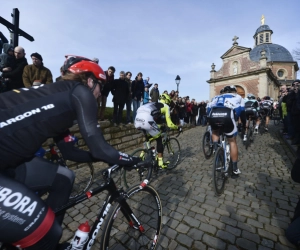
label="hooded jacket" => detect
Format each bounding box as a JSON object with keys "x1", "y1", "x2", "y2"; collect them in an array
[{"x1": 0, "y1": 43, "x2": 15, "y2": 71}]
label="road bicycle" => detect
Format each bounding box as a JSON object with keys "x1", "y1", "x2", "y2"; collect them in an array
[
  {"x1": 1, "y1": 162, "x2": 162, "y2": 250},
  {"x1": 123, "y1": 127, "x2": 181, "y2": 189},
  {"x1": 202, "y1": 125, "x2": 213, "y2": 159},
  {"x1": 36, "y1": 140, "x2": 94, "y2": 199},
  {"x1": 272, "y1": 106, "x2": 280, "y2": 126},
  {"x1": 212, "y1": 128, "x2": 233, "y2": 196},
  {"x1": 244, "y1": 114, "x2": 257, "y2": 149},
  {"x1": 258, "y1": 110, "x2": 267, "y2": 135}
]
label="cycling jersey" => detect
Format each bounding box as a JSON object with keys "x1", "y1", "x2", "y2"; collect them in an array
[
  {"x1": 207, "y1": 93, "x2": 245, "y2": 137},
  {"x1": 244, "y1": 98, "x2": 259, "y2": 119},
  {"x1": 260, "y1": 100, "x2": 273, "y2": 116},
  {"x1": 134, "y1": 102, "x2": 177, "y2": 137},
  {"x1": 0, "y1": 82, "x2": 137, "y2": 170}
]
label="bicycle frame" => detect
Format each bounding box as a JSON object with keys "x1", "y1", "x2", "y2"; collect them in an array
[{"x1": 54, "y1": 164, "x2": 145, "y2": 250}]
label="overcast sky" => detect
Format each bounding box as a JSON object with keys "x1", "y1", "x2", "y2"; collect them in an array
[{"x1": 1, "y1": 0, "x2": 299, "y2": 106}]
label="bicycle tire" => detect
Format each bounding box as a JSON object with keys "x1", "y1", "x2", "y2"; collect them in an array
[
  {"x1": 273, "y1": 109, "x2": 280, "y2": 126},
  {"x1": 259, "y1": 117, "x2": 265, "y2": 135},
  {"x1": 101, "y1": 184, "x2": 162, "y2": 250},
  {"x1": 164, "y1": 138, "x2": 180, "y2": 170},
  {"x1": 245, "y1": 127, "x2": 251, "y2": 149},
  {"x1": 123, "y1": 149, "x2": 151, "y2": 189},
  {"x1": 202, "y1": 131, "x2": 213, "y2": 159},
  {"x1": 213, "y1": 147, "x2": 226, "y2": 196},
  {"x1": 69, "y1": 162, "x2": 94, "y2": 199}
]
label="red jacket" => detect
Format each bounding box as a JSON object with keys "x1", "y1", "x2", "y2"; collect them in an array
[{"x1": 186, "y1": 102, "x2": 192, "y2": 113}]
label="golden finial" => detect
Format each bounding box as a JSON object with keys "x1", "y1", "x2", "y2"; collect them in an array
[{"x1": 261, "y1": 15, "x2": 265, "y2": 25}]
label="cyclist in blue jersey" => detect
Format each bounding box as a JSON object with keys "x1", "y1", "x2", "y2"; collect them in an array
[
  {"x1": 243, "y1": 93, "x2": 260, "y2": 141},
  {"x1": 207, "y1": 85, "x2": 246, "y2": 177}
]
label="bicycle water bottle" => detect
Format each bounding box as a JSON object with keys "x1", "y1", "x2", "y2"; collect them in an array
[{"x1": 71, "y1": 221, "x2": 90, "y2": 250}]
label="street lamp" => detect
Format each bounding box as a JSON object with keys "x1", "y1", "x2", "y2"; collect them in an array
[{"x1": 175, "y1": 75, "x2": 181, "y2": 92}]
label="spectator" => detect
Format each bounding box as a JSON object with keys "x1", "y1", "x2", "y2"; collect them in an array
[
  {"x1": 131, "y1": 72, "x2": 144, "y2": 122},
  {"x1": 99, "y1": 66, "x2": 115, "y2": 121},
  {"x1": 197, "y1": 101, "x2": 207, "y2": 126},
  {"x1": 178, "y1": 97, "x2": 186, "y2": 125},
  {"x1": 92, "y1": 57, "x2": 99, "y2": 64},
  {"x1": 125, "y1": 71, "x2": 132, "y2": 124},
  {"x1": 185, "y1": 97, "x2": 192, "y2": 124},
  {"x1": 163, "y1": 90, "x2": 168, "y2": 94},
  {"x1": 291, "y1": 80, "x2": 300, "y2": 145},
  {"x1": 169, "y1": 90, "x2": 175, "y2": 99},
  {"x1": 1, "y1": 46, "x2": 28, "y2": 90},
  {"x1": 55, "y1": 66, "x2": 64, "y2": 82},
  {"x1": 170, "y1": 95, "x2": 179, "y2": 125},
  {"x1": 150, "y1": 83, "x2": 160, "y2": 102},
  {"x1": 143, "y1": 76, "x2": 150, "y2": 86},
  {"x1": 143, "y1": 84, "x2": 151, "y2": 104},
  {"x1": 286, "y1": 82, "x2": 299, "y2": 141},
  {"x1": 0, "y1": 43, "x2": 15, "y2": 72},
  {"x1": 110, "y1": 71, "x2": 129, "y2": 126},
  {"x1": 191, "y1": 99, "x2": 198, "y2": 126},
  {"x1": 23, "y1": 52, "x2": 53, "y2": 87},
  {"x1": 0, "y1": 43, "x2": 15, "y2": 92}
]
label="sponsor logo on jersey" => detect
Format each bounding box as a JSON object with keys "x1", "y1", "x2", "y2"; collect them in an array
[
  {"x1": 0, "y1": 187, "x2": 37, "y2": 216},
  {"x1": 136, "y1": 118, "x2": 145, "y2": 122}
]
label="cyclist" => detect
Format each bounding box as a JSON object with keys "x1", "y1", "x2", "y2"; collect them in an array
[
  {"x1": 259, "y1": 95, "x2": 273, "y2": 131},
  {"x1": 243, "y1": 93, "x2": 260, "y2": 140},
  {"x1": 207, "y1": 85, "x2": 245, "y2": 177},
  {"x1": 134, "y1": 93, "x2": 182, "y2": 169},
  {"x1": 0, "y1": 56, "x2": 140, "y2": 250}
]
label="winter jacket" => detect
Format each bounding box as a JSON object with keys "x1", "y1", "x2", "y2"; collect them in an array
[
  {"x1": 111, "y1": 78, "x2": 129, "y2": 104},
  {"x1": 22, "y1": 64, "x2": 53, "y2": 87},
  {"x1": 0, "y1": 43, "x2": 15, "y2": 71},
  {"x1": 125, "y1": 78, "x2": 132, "y2": 101},
  {"x1": 143, "y1": 91, "x2": 151, "y2": 104},
  {"x1": 2, "y1": 56, "x2": 28, "y2": 89},
  {"x1": 131, "y1": 78, "x2": 144, "y2": 100},
  {"x1": 150, "y1": 87, "x2": 160, "y2": 102}
]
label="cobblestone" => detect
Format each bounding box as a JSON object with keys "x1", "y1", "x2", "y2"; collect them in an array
[{"x1": 61, "y1": 125, "x2": 299, "y2": 249}]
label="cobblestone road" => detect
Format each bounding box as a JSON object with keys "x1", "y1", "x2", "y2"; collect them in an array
[{"x1": 62, "y1": 124, "x2": 299, "y2": 250}]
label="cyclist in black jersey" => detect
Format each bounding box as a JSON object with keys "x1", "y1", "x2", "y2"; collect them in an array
[{"x1": 0, "y1": 56, "x2": 140, "y2": 250}]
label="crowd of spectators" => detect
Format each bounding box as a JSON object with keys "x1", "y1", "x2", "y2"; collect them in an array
[{"x1": 0, "y1": 43, "x2": 208, "y2": 127}]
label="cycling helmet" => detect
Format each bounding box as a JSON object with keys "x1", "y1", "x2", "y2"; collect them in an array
[
  {"x1": 247, "y1": 93, "x2": 256, "y2": 100},
  {"x1": 63, "y1": 55, "x2": 106, "y2": 82},
  {"x1": 263, "y1": 96, "x2": 271, "y2": 100},
  {"x1": 220, "y1": 88, "x2": 224, "y2": 94},
  {"x1": 159, "y1": 93, "x2": 171, "y2": 105},
  {"x1": 223, "y1": 85, "x2": 237, "y2": 93}
]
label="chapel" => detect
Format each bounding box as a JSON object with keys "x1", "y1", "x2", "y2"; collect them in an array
[{"x1": 207, "y1": 15, "x2": 299, "y2": 100}]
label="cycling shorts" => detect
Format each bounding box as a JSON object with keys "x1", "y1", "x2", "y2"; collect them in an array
[
  {"x1": 245, "y1": 108, "x2": 258, "y2": 120},
  {"x1": 260, "y1": 108, "x2": 271, "y2": 117},
  {"x1": 208, "y1": 107, "x2": 237, "y2": 138}
]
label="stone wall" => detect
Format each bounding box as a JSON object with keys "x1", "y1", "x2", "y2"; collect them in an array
[{"x1": 44, "y1": 121, "x2": 192, "y2": 167}]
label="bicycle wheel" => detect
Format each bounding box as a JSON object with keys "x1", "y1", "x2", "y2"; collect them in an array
[
  {"x1": 163, "y1": 138, "x2": 180, "y2": 170},
  {"x1": 202, "y1": 131, "x2": 213, "y2": 159},
  {"x1": 245, "y1": 127, "x2": 252, "y2": 149},
  {"x1": 101, "y1": 185, "x2": 162, "y2": 250},
  {"x1": 123, "y1": 149, "x2": 151, "y2": 189},
  {"x1": 273, "y1": 109, "x2": 280, "y2": 126},
  {"x1": 69, "y1": 162, "x2": 94, "y2": 199},
  {"x1": 259, "y1": 118, "x2": 265, "y2": 135},
  {"x1": 213, "y1": 147, "x2": 226, "y2": 196}
]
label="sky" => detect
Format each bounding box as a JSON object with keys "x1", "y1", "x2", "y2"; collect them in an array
[{"x1": 1, "y1": 0, "x2": 299, "y2": 107}]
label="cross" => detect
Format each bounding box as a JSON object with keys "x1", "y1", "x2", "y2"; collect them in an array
[{"x1": 232, "y1": 36, "x2": 239, "y2": 45}]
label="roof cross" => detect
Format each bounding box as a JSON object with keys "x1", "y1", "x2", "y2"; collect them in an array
[{"x1": 232, "y1": 36, "x2": 239, "y2": 45}]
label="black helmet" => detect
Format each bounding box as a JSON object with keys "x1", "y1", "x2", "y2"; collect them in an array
[
  {"x1": 247, "y1": 93, "x2": 256, "y2": 100},
  {"x1": 223, "y1": 85, "x2": 237, "y2": 93},
  {"x1": 263, "y1": 96, "x2": 271, "y2": 100},
  {"x1": 220, "y1": 88, "x2": 224, "y2": 94}
]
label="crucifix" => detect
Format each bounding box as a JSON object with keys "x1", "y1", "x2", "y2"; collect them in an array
[{"x1": 232, "y1": 36, "x2": 239, "y2": 45}]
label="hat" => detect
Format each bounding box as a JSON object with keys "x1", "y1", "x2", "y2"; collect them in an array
[
  {"x1": 145, "y1": 83, "x2": 152, "y2": 88},
  {"x1": 31, "y1": 52, "x2": 43, "y2": 61},
  {"x1": 8, "y1": 47, "x2": 14, "y2": 52},
  {"x1": 92, "y1": 57, "x2": 99, "y2": 64}
]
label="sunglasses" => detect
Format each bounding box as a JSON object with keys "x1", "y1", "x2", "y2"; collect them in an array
[{"x1": 93, "y1": 79, "x2": 105, "y2": 93}]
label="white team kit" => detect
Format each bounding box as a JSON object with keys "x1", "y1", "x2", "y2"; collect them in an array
[{"x1": 207, "y1": 93, "x2": 245, "y2": 137}]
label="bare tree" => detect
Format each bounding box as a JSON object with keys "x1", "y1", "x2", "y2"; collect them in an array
[{"x1": 292, "y1": 42, "x2": 300, "y2": 61}]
